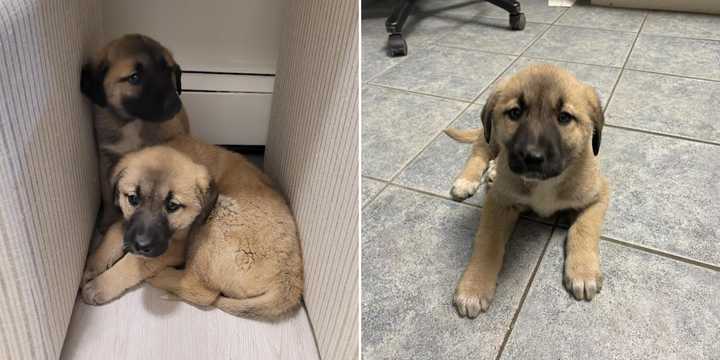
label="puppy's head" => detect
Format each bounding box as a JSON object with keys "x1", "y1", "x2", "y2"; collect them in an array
[
  {"x1": 81, "y1": 34, "x2": 183, "y2": 122},
  {"x1": 481, "y1": 64, "x2": 604, "y2": 180},
  {"x1": 111, "y1": 146, "x2": 218, "y2": 258}
]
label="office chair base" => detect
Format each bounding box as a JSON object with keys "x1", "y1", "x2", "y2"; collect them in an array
[
  {"x1": 509, "y1": 13, "x2": 526, "y2": 30},
  {"x1": 388, "y1": 34, "x2": 408, "y2": 57}
]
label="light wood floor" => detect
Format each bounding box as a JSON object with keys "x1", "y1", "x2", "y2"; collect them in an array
[{"x1": 60, "y1": 284, "x2": 319, "y2": 360}]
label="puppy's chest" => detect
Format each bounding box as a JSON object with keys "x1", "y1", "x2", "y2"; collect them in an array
[
  {"x1": 101, "y1": 120, "x2": 144, "y2": 155},
  {"x1": 508, "y1": 182, "x2": 575, "y2": 218}
]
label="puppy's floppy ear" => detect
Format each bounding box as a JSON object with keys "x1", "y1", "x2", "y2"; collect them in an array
[
  {"x1": 480, "y1": 90, "x2": 500, "y2": 144},
  {"x1": 586, "y1": 86, "x2": 604, "y2": 156},
  {"x1": 195, "y1": 179, "x2": 218, "y2": 225},
  {"x1": 110, "y1": 167, "x2": 126, "y2": 207},
  {"x1": 172, "y1": 64, "x2": 182, "y2": 95},
  {"x1": 81, "y1": 61, "x2": 108, "y2": 107}
]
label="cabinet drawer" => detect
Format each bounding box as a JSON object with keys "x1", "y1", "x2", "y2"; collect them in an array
[{"x1": 183, "y1": 92, "x2": 272, "y2": 146}]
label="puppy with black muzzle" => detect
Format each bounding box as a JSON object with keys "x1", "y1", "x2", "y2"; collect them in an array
[
  {"x1": 80, "y1": 147, "x2": 214, "y2": 305},
  {"x1": 445, "y1": 64, "x2": 610, "y2": 318},
  {"x1": 81, "y1": 34, "x2": 189, "y2": 241},
  {"x1": 81, "y1": 136, "x2": 304, "y2": 320}
]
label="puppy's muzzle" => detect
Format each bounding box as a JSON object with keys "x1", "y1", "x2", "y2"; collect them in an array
[
  {"x1": 509, "y1": 145, "x2": 561, "y2": 180},
  {"x1": 123, "y1": 211, "x2": 171, "y2": 258}
]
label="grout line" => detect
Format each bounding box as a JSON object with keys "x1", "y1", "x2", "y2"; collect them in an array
[
  {"x1": 602, "y1": 14, "x2": 648, "y2": 112},
  {"x1": 599, "y1": 236, "x2": 720, "y2": 272},
  {"x1": 365, "y1": 82, "x2": 473, "y2": 103},
  {"x1": 548, "y1": 21, "x2": 643, "y2": 34},
  {"x1": 437, "y1": 43, "x2": 523, "y2": 58},
  {"x1": 520, "y1": 54, "x2": 623, "y2": 69},
  {"x1": 385, "y1": 102, "x2": 477, "y2": 181},
  {"x1": 604, "y1": 123, "x2": 720, "y2": 147},
  {"x1": 468, "y1": 5, "x2": 571, "y2": 105},
  {"x1": 638, "y1": 30, "x2": 720, "y2": 45},
  {"x1": 361, "y1": 176, "x2": 390, "y2": 210},
  {"x1": 365, "y1": 54, "x2": 411, "y2": 84},
  {"x1": 494, "y1": 224, "x2": 556, "y2": 360},
  {"x1": 553, "y1": 222, "x2": 720, "y2": 272},
  {"x1": 621, "y1": 67, "x2": 720, "y2": 84}
]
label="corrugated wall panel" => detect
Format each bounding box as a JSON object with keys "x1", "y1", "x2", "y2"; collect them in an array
[
  {"x1": 0, "y1": 0, "x2": 103, "y2": 359},
  {"x1": 264, "y1": 0, "x2": 359, "y2": 359}
]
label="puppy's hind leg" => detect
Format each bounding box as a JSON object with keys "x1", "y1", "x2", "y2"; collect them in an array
[
  {"x1": 148, "y1": 268, "x2": 219, "y2": 306},
  {"x1": 448, "y1": 135, "x2": 494, "y2": 201}
]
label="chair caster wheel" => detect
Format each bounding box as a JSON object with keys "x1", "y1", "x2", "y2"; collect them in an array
[
  {"x1": 510, "y1": 13, "x2": 526, "y2": 30},
  {"x1": 388, "y1": 34, "x2": 407, "y2": 57}
]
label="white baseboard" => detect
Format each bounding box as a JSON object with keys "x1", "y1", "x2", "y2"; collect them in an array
[
  {"x1": 591, "y1": 0, "x2": 720, "y2": 14},
  {"x1": 548, "y1": 0, "x2": 576, "y2": 7}
]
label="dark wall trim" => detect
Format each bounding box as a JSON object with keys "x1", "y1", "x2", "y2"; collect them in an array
[
  {"x1": 183, "y1": 70, "x2": 275, "y2": 77},
  {"x1": 220, "y1": 144, "x2": 266, "y2": 154}
]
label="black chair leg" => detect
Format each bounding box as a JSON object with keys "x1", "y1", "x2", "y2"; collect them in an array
[
  {"x1": 385, "y1": 0, "x2": 416, "y2": 57},
  {"x1": 384, "y1": 0, "x2": 525, "y2": 58},
  {"x1": 485, "y1": 0, "x2": 526, "y2": 30}
]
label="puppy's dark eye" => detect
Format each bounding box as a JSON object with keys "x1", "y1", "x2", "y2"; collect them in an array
[
  {"x1": 127, "y1": 193, "x2": 140, "y2": 207},
  {"x1": 166, "y1": 201, "x2": 182, "y2": 213},
  {"x1": 128, "y1": 73, "x2": 141, "y2": 85},
  {"x1": 506, "y1": 107, "x2": 523, "y2": 121},
  {"x1": 558, "y1": 111, "x2": 574, "y2": 125}
]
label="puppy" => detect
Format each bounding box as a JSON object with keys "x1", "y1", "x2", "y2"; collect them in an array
[
  {"x1": 447, "y1": 64, "x2": 609, "y2": 318},
  {"x1": 82, "y1": 136, "x2": 304, "y2": 320},
  {"x1": 81, "y1": 34, "x2": 189, "y2": 238}
]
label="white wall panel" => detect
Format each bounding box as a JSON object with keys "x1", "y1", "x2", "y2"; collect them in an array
[{"x1": 264, "y1": 0, "x2": 359, "y2": 359}]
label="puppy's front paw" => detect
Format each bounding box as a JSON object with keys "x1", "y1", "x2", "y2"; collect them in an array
[
  {"x1": 81, "y1": 280, "x2": 105, "y2": 305},
  {"x1": 80, "y1": 269, "x2": 98, "y2": 287},
  {"x1": 481, "y1": 160, "x2": 497, "y2": 186},
  {"x1": 81, "y1": 279, "x2": 120, "y2": 305},
  {"x1": 453, "y1": 278, "x2": 496, "y2": 318},
  {"x1": 564, "y1": 255, "x2": 603, "y2": 301},
  {"x1": 451, "y1": 178, "x2": 480, "y2": 201}
]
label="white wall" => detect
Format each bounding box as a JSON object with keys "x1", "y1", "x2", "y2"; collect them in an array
[
  {"x1": 264, "y1": 0, "x2": 359, "y2": 358},
  {"x1": 102, "y1": 0, "x2": 284, "y2": 74}
]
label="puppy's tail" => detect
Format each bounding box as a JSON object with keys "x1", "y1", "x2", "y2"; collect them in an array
[
  {"x1": 444, "y1": 128, "x2": 482, "y2": 143},
  {"x1": 213, "y1": 281, "x2": 303, "y2": 321}
]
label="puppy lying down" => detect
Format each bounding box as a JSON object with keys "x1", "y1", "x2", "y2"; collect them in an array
[{"x1": 81, "y1": 135, "x2": 304, "y2": 320}]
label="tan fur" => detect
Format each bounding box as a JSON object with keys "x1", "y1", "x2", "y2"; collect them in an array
[
  {"x1": 82, "y1": 136, "x2": 304, "y2": 321},
  {"x1": 449, "y1": 64, "x2": 610, "y2": 317},
  {"x1": 88, "y1": 34, "x2": 190, "y2": 237}
]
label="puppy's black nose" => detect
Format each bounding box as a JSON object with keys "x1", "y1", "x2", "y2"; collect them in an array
[
  {"x1": 523, "y1": 149, "x2": 545, "y2": 166},
  {"x1": 134, "y1": 234, "x2": 155, "y2": 255}
]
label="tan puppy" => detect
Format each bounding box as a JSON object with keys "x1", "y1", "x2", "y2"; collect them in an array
[
  {"x1": 447, "y1": 64, "x2": 609, "y2": 318},
  {"x1": 81, "y1": 135, "x2": 304, "y2": 320},
  {"x1": 81, "y1": 34, "x2": 189, "y2": 238}
]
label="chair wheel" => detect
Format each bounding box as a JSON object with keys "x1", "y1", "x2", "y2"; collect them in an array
[
  {"x1": 510, "y1": 13, "x2": 526, "y2": 30},
  {"x1": 387, "y1": 34, "x2": 407, "y2": 57}
]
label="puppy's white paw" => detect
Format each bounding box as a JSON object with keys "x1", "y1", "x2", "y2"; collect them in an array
[
  {"x1": 159, "y1": 292, "x2": 183, "y2": 301},
  {"x1": 81, "y1": 280, "x2": 105, "y2": 305},
  {"x1": 451, "y1": 178, "x2": 481, "y2": 200},
  {"x1": 453, "y1": 280, "x2": 496, "y2": 318},
  {"x1": 80, "y1": 269, "x2": 97, "y2": 287},
  {"x1": 564, "y1": 259, "x2": 603, "y2": 301},
  {"x1": 481, "y1": 160, "x2": 497, "y2": 186}
]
